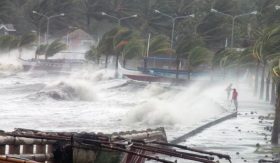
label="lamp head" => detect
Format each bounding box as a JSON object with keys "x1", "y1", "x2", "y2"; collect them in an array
[
  {"x1": 155, "y1": 10, "x2": 160, "y2": 13},
  {"x1": 276, "y1": 5, "x2": 280, "y2": 10},
  {"x1": 60, "y1": 13, "x2": 65, "y2": 16},
  {"x1": 211, "y1": 9, "x2": 218, "y2": 13},
  {"x1": 101, "y1": 12, "x2": 106, "y2": 15},
  {"x1": 32, "y1": 11, "x2": 37, "y2": 14},
  {"x1": 132, "y1": 15, "x2": 137, "y2": 17},
  {"x1": 251, "y1": 11, "x2": 257, "y2": 15},
  {"x1": 189, "y1": 14, "x2": 195, "y2": 17}
]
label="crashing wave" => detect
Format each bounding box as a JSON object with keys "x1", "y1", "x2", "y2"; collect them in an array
[{"x1": 33, "y1": 80, "x2": 98, "y2": 101}]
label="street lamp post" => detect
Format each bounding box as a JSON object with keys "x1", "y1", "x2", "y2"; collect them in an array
[
  {"x1": 33, "y1": 11, "x2": 65, "y2": 44},
  {"x1": 155, "y1": 10, "x2": 194, "y2": 50},
  {"x1": 211, "y1": 9, "x2": 257, "y2": 49},
  {"x1": 155, "y1": 10, "x2": 194, "y2": 68},
  {"x1": 101, "y1": 12, "x2": 137, "y2": 26},
  {"x1": 101, "y1": 12, "x2": 137, "y2": 78}
]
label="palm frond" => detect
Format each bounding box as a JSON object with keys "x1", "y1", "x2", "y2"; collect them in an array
[
  {"x1": 36, "y1": 44, "x2": 48, "y2": 56},
  {"x1": 122, "y1": 39, "x2": 144, "y2": 60},
  {"x1": 46, "y1": 40, "x2": 67, "y2": 57},
  {"x1": 18, "y1": 32, "x2": 38, "y2": 49}
]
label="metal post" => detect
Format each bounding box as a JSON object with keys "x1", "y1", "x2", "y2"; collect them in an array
[
  {"x1": 47, "y1": 18, "x2": 49, "y2": 44},
  {"x1": 147, "y1": 33, "x2": 151, "y2": 57},
  {"x1": 231, "y1": 17, "x2": 236, "y2": 49}
]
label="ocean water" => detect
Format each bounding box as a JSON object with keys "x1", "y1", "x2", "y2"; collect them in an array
[{"x1": 0, "y1": 56, "x2": 228, "y2": 140}]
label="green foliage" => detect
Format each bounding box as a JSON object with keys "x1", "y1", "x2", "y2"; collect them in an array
[
  {"x1": 238, "y1": 46, "x2": 256, "y2": 68},
  {"x1": 253, "y1": 23, "x2": 280, "y2": 66},
  {"x1": 143, "y1": 35, "x2": 173, "y2": 58},
  {"x1": 187, "y1": 46, "x2": 211, "y2": 69},
  {"x1": 36, "y1": 44, "x2": 48, "y2": 56},
  {"x1": 18, "y1": 32, "x2": 38, "y2": 49},
  {"x1": 210, "y1": 48, "x2": 232, "y2": 71},
  {"x1": 0, "y1": 35, "x2": 16, "y2": 53},
  {"x1": 45, "y1": 39, "x2": 67, "y2": 58},
  {"x1": 113, "y1": 28, "x2": 140, "y2": 53},
  {"x1": 85, "y1": 45, "x2": 101, "y2": 61},
  {"x1": 176, "y1": 34, "x2": 205, "y2": 57},
  {"x1": 122, "y1": 39, "x2": 144, "y2": 60}
]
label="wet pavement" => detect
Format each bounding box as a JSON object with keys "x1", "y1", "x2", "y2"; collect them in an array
[{"x1": 177, "y1": 93, "x2": 280, "y2": 163}]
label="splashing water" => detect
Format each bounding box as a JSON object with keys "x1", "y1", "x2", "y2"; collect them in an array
[
  {"x1": 124, "y1": 82, "x2": 227, "y2": 130},
  {"x1": 32, "y1": 79, "x2": 98, "y2": 101},
  {"x1": 0, "y1": 56, "x2": 22, "y2": 76}
]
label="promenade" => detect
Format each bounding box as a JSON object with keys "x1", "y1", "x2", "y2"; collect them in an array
[{"x1": 176, "y1": 88, "x2": 280, "y2": 163}]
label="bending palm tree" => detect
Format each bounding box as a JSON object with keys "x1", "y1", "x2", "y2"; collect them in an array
[
  {"x1": 85, "y1": 45, "x2": 101, "y2": 65},
  {"x1": 186, "y1": 46, "x2": 211, "y2": 80},
  {"x1": 122, "y1": 39, "x2": 144, "y2": 68},
  {"x1": 18, "y1": 32, "x2": 38, "y2": 58},
  {"x1": 113, "y1": 28, "x2": 140, "y2": 77}
]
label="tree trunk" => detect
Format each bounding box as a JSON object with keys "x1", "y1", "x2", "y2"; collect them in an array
[
  {"x1": 271, "y1": 82, "x2": 280, "y2": 144},
  {"x1": 187, "y1": 63, "x2": 191, "y2": 81},
  {"x1": 271, "y1": 79, "x2": 276, "y2": 105},
  {"x1": 123, "y1": 60, "x2": 126, "y2": 68},
  {"x1": 254, "y1": 61, "x2": 260, "y2": 96},
  {"x1": 97, "y1": 57, "x2": 100, "y2": 66},
  {"x1": 266, "y1": 74, "x2": 270, "y2": 102},
  {"x1": 259, "y1": 64, "x2": 266, "y2": 99},
  {"x1": 115, "y1": 53, "x2": 119, "y2": 78},
  {"x1": 144, "y1": 58, "x2": 147, "y2": 69},
  {"x1": 105, "y1": 53, "x2": 108, "y2": 69},
  {"x1": 176, "y1": 55, "x2": 179, "y2": 82}
]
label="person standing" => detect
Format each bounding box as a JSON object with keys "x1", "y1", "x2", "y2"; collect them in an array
[
  {"x1": 225, "y1": 84, "x2": 233, "y2": 100},
  {"x1": 232, "y1": 89, "x2": 238, "y2": 111}
]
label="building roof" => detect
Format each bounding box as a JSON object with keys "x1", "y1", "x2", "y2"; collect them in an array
[
  {"x1": 62, "y1": 29, "x2": 93, "y2": 40},
  {"x1": 0, "y1": 24, "x2": 16, "y2": 31}
]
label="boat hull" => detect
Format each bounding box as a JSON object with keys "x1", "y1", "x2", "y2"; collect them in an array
[{"x1": 18, "y1": 58, "x2": 86, "y2": 72}]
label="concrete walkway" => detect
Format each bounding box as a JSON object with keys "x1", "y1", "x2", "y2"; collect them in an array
[{"x1": 175, "y1": 90, "x2": 280, "y2": 163}]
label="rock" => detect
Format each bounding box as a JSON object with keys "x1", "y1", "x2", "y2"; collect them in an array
[
  {"x1": 259, "y1": 121, "x2": 263, "y2": 123},
  {"x1": 238, "y1": 129, "x2": 241, "y2": 132},
  {"x1": 256, "y1": 143, "x2": 260, "y2": 147},
  {"x1": 236, "y1": 152, "x2": 239, "y2": 155},
  {"x1": 265, "y1": 155, "x2": 268, "y2": 158},
  {"x1": 239, "y1": 138, "x2": 242, "y2": 140},
  {"x1": 235, "y1": 127, "x2": 238, "y2": 129},
  {"x1": 241, "y1": 157, "x2": 244, "y2": 159},
  {"x1": 244, "y1": 160, "x2": 247, "y2": 162},
  {"x1": 251, "y1": 112, "x2": 254, "y2": 114}
]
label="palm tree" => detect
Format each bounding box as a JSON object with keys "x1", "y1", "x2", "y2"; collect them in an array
[
  {"x1": 85, "y1": 45, "x2": 101, "y2": 65},
  {"x1": 98, "y1": 27, "x2": 121, "y2": 69},
  {"x1": 270, "y1": 58, "x2": 280, "y2": 144},
  {"x1": 0, "y1": 0, "x2": 14, "y2": 23},
  {"x1": 220, "y1": 51, "x2": 239, "y2": 80},
  {"x1": 176, "y1": 34, "x2": 204, "y2": 80},
  {"x1": 45, "y1": 40, "x2": 67, "y2": 59},
  {"x1": 18, "y1": 32, "x2": 38, "y2": 58},
  {"x1": 122, "y1": 39, "x2": 144, "y2": 68},
  {"x1": 142, "y1": 35, "x2": 173, "y2": 69},
  {"x1": 113, "y1": 28, "x2": 140, "y2": 77},
  {"x1": 0, "y1": 35, "x2": 16, "y2": 56},
  {"x1": 253, "y1": 23, "x2": 280, "y2": 99},
  {"x1": 185, "y1": 46, "x2": 212, "y2": 80},
  {"x1": 35, "y1": 44, "x2": 48, "y2": 59},
  {"x1": 237, "y1": 47, "x2": 256, "y2": 81},
  {"x1": 210, "y1": 48, "x2": 232, "y2": 80}
]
